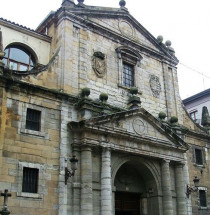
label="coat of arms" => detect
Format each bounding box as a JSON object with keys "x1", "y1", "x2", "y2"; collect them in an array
[
  {"x1": 92, "y1": 51, "x2": 106, "y2": 78},
  {"x1": 150, "y1": 75, "x2": 161, "y2": 98}
]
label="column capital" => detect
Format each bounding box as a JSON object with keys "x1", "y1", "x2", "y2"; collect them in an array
[
  {"x1": 175, "y1": 162, "x2": 185, "y2": 168},
  {"x1": 81, "y1": 145, "x2": 92, "y2": 152},
  {"x1": 161, "y1": 159, "x2": 170, "y2": 164}
]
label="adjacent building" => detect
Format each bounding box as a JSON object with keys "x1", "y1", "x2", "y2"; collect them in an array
[
  {"x1": 0, "y1": 1, "x2": 210, "y2": 215},
  {"x1": 183, "y1": 88, "x2": 210, "y2": 125}
]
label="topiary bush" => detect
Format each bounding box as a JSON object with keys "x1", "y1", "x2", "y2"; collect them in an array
[
  {"x1": 129, "y1": 87, "x2": 138, "y2": 95},
  {"x1": 170, "y1": 116, "x2": 178, "y2": 124},
  {"x1": 81, "y1": 87, "x2": 90, "y2": 97},
  {"x1": 158, "y1": 112, "x2": 166, "y2": 120},
  {"x1": 99, "y1": 93, "x2": 108, "y2": 102}
]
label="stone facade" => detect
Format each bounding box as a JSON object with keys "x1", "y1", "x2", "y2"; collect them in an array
[{"x1": 0, "y1": 1, "x2": 209, "y2": 215}]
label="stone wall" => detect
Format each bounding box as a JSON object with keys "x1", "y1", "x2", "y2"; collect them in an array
[{"x1": 0, "y1": 83, "x2": 61, "y2": 215}]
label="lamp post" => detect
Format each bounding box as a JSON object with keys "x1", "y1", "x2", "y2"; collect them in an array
[
  {"x1": 65, "y1": 155, "x2": 78, "y2": 185},
  {"x1": 186, "y1": 176, "x2": 200, "y2": 198}
]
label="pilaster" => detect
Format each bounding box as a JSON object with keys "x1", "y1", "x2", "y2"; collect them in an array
[
  {"x1": 175, "y1": 163, "x2": 187, "y2": 215},
  {"x1": 161, "y1": 159, "x2": 173, "y2": 215},
  {"x1": 81, "y1": 146, "x2": 92, "y2": 215},
  {"x1": 101, "y1": 148, "x2": 112, "y2": 215}
]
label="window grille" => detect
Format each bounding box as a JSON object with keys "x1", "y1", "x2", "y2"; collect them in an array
[
  {"x1": 26, "y1": 108, "x2": 41, "y2": 131},
  {"x1": 199, "y1": 190, "x2": 207, "y2": 207},
  {"x1": 22, "y1": 167, "x2": 39, "y2": 193},
  {"x1": 123, "y1": 62, "x2": 134, "y2": 88},
  {"x1": 195, "y1": 148, "x2": 203, "y2": 165}
]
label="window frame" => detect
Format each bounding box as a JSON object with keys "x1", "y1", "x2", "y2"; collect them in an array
[
  {"x1": 116, "y1": 46, "x2": 142, "y2": 89},
  {"x1": 198, "y1": 187, "x2": 208, "y2": 209},
  {"x1": 192, "y1": 146, "x2": 205, "y2": 167},
  {"x1": 123, "y1": 62, "x2": 135, "y2": 88},
  {"x1": 17, "y1": 162, "x2": 45, "y2": 199},
  {"x1": 25, "y1": 108, "x2": 41, "y2": 132},
  {"x1": 3, "y1": 45, "x2": 36, "y2": 71},
  {"x1": 195, "y1": 148, "x2": 203, "y2": 165},
  {"x1": 22, "y1": 167, "x2": 39, "y2": 194},
  {"x1": 20, "y1": 103, "x2": 47, "y2": 138}
]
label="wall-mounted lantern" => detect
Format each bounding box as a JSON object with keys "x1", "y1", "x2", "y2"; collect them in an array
[
  {"x1": 186, "y1": 176, "x2": 200, "y2": 198},
  {"x1": 65, "y1": 155, "x2": 78, "y2": 185}
]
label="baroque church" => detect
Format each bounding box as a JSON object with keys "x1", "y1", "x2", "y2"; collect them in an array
[{"x1": 0, "y1": 0, "x2": 210, "y2": 215}]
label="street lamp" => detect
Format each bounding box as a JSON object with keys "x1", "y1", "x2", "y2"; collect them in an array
[
  {"x1": 186, "y1": 176, "x2": 200, "y2": 198},
  {"x1": 65, "y1": 155, "x2": 78, "y2": 185}
]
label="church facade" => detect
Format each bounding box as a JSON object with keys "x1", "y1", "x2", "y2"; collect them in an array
[{"x1": 0, "y1": 1, "x2": 210, "y2": 215}]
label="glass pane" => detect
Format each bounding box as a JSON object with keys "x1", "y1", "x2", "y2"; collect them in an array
[
  {"x1": 4, "y1": 48, "x2": 9, "y2": 58},
  {"x1": 3, "y1": 58, "x2": 8, "y2": 67},
  {"x1": 9, "y1": 61, "x2": 18, "y2": 70},
  {"x1": 9, "y1": 47, "x2": 30, "y2": 64},
  {"x1": 19, "y1": 64, "x2": 28, "y2": 71}
]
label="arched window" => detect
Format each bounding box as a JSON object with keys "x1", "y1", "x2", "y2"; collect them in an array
[{"x1": 3, "y1": 45, "x2": 36, "y2": 71}]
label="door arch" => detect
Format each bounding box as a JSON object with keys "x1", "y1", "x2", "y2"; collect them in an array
[{"x1": 113, "y1": 159, "x2": 160, "y2": 215}]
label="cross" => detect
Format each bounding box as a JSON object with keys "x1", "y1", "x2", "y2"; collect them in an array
[{"x1": 1, "y1": 190, "x2": 11, "y2": 209}]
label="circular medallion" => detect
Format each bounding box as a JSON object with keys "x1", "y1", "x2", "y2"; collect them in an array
[
  {"x1": 150, "y1": 75, "x2": 161, "y2": 98},
  {"x1": 119, "y1": 20, "x2": 134, "y2": 39},
  {"x1": 133, "y1": 118, "x2": 145, "y2": 135}
]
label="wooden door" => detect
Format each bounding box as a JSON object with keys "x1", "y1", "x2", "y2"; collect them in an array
[{"x1": 115, "y1": 192, "x2": 140, "y2": 215}]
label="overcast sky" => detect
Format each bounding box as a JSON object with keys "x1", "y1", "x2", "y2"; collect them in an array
[{"x1": 0, "y1": 0, "x2": 210, "y2": 99}]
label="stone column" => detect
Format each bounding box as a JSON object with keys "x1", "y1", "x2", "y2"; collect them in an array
[
  {"x1": 101, "y1": 148, "x2": 112, "y2": 215},
  {"x1": 80, "y1": 146, "x2": 92, "y2": 215},
  {"x1": 72, "y1": 146, "x2": 81, "y2": 215},
  {"x1": 161, "y1": 159, "x2": 173, "y2": 215},
  {"x1": 175, "y1": 163, "x2": 187, "y2": 215}
]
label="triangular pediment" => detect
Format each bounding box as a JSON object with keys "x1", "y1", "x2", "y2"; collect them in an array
[
  {"x1": 63, "y1": 6, "x2": 178, "y2": 63},
  {"x1": 83, "y1": 108, "x2": 188, "y2": 150},
  {"x1": 88, "y1": 17, "x2": 160, "y2": 52}
]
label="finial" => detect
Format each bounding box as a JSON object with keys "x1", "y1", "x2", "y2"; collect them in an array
[
  {"x1": 157, "y1": 35, "x2": 163, "y2": 44},
  {"x1": 77, "y1": 0, "x2": 84, "y2": 3},
  {"x1": 165, "y1": 40, "x2": 172, "y2": 47},
  {"x1": 119, "y1": 0, "x2": 126, "y2": 7},
  {"x1": 165, "y1": 40, "x2": 175, "y2": 55}
]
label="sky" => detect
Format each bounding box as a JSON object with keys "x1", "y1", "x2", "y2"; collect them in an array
[{"x1": 0, "y1": 0, "x2": 210, "y2": 99}]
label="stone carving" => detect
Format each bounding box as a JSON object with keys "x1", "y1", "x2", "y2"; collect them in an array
[
  {"x1": 119, "y1": 20, "x2": 134, "y2": 39},
  {"x1": 133, "y1": 118, "x2": 145, "y2": 134},
  {"x1": 201, "y1": 106, "x2": 210, "y2": 128},
  {"x1": 92, "y1": 51, "x2": 106, "y2": 78},
  {"x1": 150, "y1": 75, "x2": 161, "y2": 98}
]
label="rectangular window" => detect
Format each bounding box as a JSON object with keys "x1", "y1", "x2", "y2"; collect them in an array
[
  {"x1": 195, "y1": 148, "x2": 203, "y2": 165},
  {"x1": 25, "y1": 108, "x2": 41, "y2": 131},
  {"x1": 22, "y1": 167, "x2": 39, "y2": 193},
  {"x1": 123, "y1": 62, "x2": 134, "y2": 88},
  {"x1": 199, "y1": 190, "x2": 207, "y2": 207},
  {"x1": 190, "y1": 111, "x2": 198, "y2": 121}
]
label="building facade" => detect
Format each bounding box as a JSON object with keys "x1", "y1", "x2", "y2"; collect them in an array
[
  {"x1": 183, "y1": 89, "x2": 210, "y2": 125},
  {"x1": 0, "y1": 0, "x2": 210, "y2": 215}
]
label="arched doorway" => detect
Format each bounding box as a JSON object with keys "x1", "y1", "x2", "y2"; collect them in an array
[{"x1": 114, "y1": 160, "x2": 159, "y2": 215}]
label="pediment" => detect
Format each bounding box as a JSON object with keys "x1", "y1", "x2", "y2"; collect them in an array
[
  {"x1": 66, "y1": 8, "x2": 178, "y2": 63},
  {"x1": 83, "y1": 108, "x2": 188, "y2": 150},
  {"x1": 88, "y1": 17, "x2": 160, "y2": 52}
]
